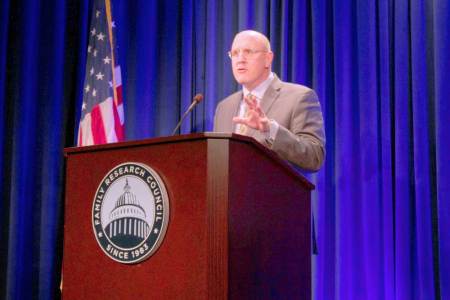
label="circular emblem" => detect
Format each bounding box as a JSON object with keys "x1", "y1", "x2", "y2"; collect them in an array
[{"x1": 92, "y1": 162, "x2": 169, "y2": 264}]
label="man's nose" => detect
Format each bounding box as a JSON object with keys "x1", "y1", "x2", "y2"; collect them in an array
[
  {"x1": 235, "y1": 56, "x2": 247, "y2": 64},
  {"x1": 234, "y1": 51, "x2": 248, "y2": 60},
  {"x1": 234, "y1": 61, "x2": 246, "y2": 68}
]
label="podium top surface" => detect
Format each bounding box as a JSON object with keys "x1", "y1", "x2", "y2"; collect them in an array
[{"x1": 64, "y1": 132, "x2": 314, "y2": 189}]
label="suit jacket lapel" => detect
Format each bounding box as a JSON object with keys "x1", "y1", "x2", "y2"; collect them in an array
[
  {"x1": 260, "y1": 75, "x2": 282, "y2": 114},
  {"x1": 247, "y1": 76, "x2": 283, "y2": 138},
  {"x1": 228, "y1": 91, "x2": 242, "y2": 132}
]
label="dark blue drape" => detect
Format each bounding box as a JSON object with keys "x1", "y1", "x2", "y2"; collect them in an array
[
  {"x1": 0, "y1": 0, "x2": 88, "y2": 298},
  {"x1": 0, "y1": 0, "x2": 448, "y2": 299}
]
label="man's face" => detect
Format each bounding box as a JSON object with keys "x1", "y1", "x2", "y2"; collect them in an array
[{"x1": 230, "y1": 33, "x2": 273, "y2": 91}]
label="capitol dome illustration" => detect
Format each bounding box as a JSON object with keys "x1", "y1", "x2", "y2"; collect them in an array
[{"x1": 105, "y1": 178, "x2": 151, "y2": 248}]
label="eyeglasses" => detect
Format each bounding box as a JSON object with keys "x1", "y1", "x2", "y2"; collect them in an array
[{"x1": 227, "y1": 48, "x2": 267, "y2": 59}]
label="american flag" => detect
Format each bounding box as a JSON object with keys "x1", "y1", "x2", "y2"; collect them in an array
[{"x1": 77, "y1": 0, "x2": 124, "y2": 146}]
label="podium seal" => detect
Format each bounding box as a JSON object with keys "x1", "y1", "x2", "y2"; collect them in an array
[{"x1": 92, "y1": 162, "x2": 169, "y2": 264}]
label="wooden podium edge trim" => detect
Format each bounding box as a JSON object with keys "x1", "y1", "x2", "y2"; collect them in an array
[
  {"x1": 206, "y1": 138, "x2": 229, "y2": 298},
  {"x1": 63, "y1": 132, "x2": 314, "y2": 190}
]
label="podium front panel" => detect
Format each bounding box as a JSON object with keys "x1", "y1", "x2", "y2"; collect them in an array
[{"x1": 63, "y1": 139, "x2": 210, "y2": 298}]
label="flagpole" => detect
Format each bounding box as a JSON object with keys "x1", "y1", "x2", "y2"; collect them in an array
[{"x1": 105, "y1": 0, "x2": 118, "y2": 106}]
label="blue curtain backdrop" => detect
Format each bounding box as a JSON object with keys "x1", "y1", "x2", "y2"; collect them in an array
[{"x1": 0, "y1": 0, "x2": 448, "y2": 299}]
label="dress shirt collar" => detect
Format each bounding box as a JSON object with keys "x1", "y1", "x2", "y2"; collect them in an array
[{"x1": 242, "y1": 72, "x2": 275, "y2": 100}]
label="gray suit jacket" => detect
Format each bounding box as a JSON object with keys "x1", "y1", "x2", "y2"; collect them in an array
[{"x1": 214, "y1": 75, "x2": 325, "y2": 172}]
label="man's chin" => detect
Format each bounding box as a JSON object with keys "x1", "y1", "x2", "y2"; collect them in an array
[{"x1": 234, "y1": 77, "x2": 248, "y2": 86}]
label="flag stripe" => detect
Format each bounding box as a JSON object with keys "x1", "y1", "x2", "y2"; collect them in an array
[
  {"x1": 100, "y1": 97, "x2": 119, "y2": 142},
  {"x1": 115, "y1": 85, "x2": 123, "y2": 106},
  {"x1": 78, "y1": 124, "x2": 83, "y2": 146},
  {"x1": 91, "y1": 104, "x2": 107, "y2": 144},
  {"x1": 113, "y1": 102, "x2": 124, "y2": 141},
  {"x1": 79, "y1": 113, "x2": 94, "y2": 145}
]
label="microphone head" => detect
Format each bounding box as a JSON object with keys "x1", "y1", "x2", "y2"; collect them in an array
[{"x1": 193, "y1": 93, "x2": 203, "y2": 103}]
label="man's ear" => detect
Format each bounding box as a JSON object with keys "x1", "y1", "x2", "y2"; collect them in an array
[{"x1": 265, "y1": 51, "x2": 274, "y2": 68}]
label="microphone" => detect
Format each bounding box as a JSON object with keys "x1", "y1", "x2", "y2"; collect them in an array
[{"x1": 171, "y1": 93, "x2": 203, "y2": 135}]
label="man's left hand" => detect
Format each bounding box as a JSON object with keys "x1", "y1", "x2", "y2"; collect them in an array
[{"x1": 232, "y1": 94, "x2": 270, "y2": 132}]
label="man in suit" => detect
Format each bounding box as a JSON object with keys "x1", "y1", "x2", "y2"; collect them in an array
[{"x1": 214, "y1": 30, "x2": 325, "y2": 172}]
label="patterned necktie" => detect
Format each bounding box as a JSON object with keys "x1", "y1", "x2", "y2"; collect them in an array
[{"x1": 236, "y1": 93, "x2": 252, "y2": 135}]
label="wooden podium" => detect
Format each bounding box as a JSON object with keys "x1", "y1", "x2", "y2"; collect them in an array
[{"x1": 62, "y1": 133, "x2": 313, "y2": 299}]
